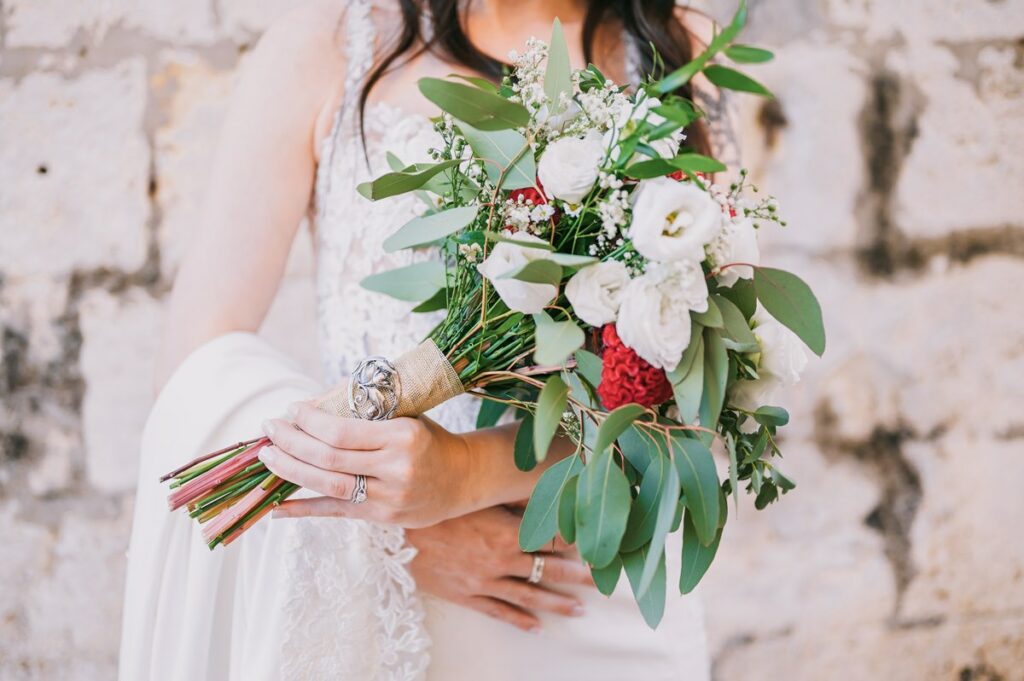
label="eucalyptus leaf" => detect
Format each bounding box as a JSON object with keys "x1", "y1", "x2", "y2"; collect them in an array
[
  {"x1": 721, "y1": 277, "x2": 757, "y2": 319},
  {"x1": 533, "y1": 312, "x2": 585, "y2": 367},
  {"x1": 703, "y1": 64, "x2": 773, "y2": 98},
  {"x1": 771, "y1": 466, "x2": 797, "y2": 491},
  {"x1": 715, "y1": 294, "x2": 757, "y2": 348},
  {"x1": 622, "y1": 453, "x2": 670, "y2": 552},
  {"x1": 698, "y1": 328, "x2": 728, "y2": 442},
  {"x1": 447, "y1": 73, "x2": 499, "y2": 92},
  {"x1": 519, "y1": 454, "x2": 583, "y2": 551},
  {"x1": 574, "y1": 349, "x2": 603, "y2": 388},
  {"x1": 656, "y1": 0, "x2": 747, "y2": 92},
  {"x1": 419, "y1": 77, "x2": 530, "y2": 130},
  {"x1": 360, "y1": 261, "x2": 446, "y2": 302},
  {"x1": 638, "y1": 462, "x2": 680, "y2": 597},
  {"x1": 558, "y1": 475, "x2": 578, "y2": 544},
  {"x1": 617, "y1": 424, "x2": 661, "y2": 475},
  {"x1": 476, "y1": 398, "x2": 507, "y2": 429},
  {"x1": 693, "y1": 298, "x2": 723, "y2": 328},
  {"x1": 503, "y1": 260, "x2": 563, "y2": 286},
  {"x1": 753, "y1": 406, "x2": 790, "y2": 427},
  {"x1": 533, "y1": 374, "x2": 569, "y2": 461},
  {"x1": 513, "y1": 413, "x2": 537, "y2": 471},
  {"x1": 593, "y1": 403, "x2": 647, "y2": 455},
  {"x1": 671, "y1": 435, "x2": 721, "y2": 546},
  {"x1": 679, "y1": 512, "x2": 722, "y2": 594},
  {"x1": 725, "y1": 44, "x2": 775, "y2": 64},
  {"x1": 458, "y1": 122, "x2": 535, "y2": 190},
  {"x1": 384, "y1": 206, "x2": 479, "y2": 252},
  {"x1": 667, "y1": 327, "x2": 704, "y2": 424},
  {"x1": 725, "y1": 432, "x2": 739, "y2": 512},
  {"x1": 544, "y1": 19, "x2": 573, "y2": 113},
  {"x1": 622, "y1": 545, "x2": 667, "y2": 629},
  {"x1": 357, "y1": 159, "x2": 461, "y2": 201},
  {"x1": 753, "y1": 267, "x2": 826, "y2": 356},
  {"x1": 576, "y1": 448, "x2": 631, "y2": 568},
  {"x1": 591, "y1": 555, "x2": 622, "y2": 596}
]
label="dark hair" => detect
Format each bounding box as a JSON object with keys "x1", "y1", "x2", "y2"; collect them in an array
[{"x1": 358, "y1": 0, "x2": 710, "y2": 154}]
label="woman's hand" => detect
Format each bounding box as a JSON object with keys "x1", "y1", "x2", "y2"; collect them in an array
[
  {"x1": 260, "y1": 402, "x2": 476, "y2": 528},
  {"x1": 406, "y1": 506, "x2": 592, "y2": 632}
]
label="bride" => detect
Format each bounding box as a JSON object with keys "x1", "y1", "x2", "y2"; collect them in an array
[{"x1": 120, "y1": 0, "x2": 738, "y2": 678}]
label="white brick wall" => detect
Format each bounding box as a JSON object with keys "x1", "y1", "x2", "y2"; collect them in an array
[{"x1": 0, "y1": 0, "x2": 1021, "y2": 678}]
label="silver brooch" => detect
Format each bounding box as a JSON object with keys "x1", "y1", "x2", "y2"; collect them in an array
[{"x1": 348, "y1": 356, "x2": 401, "y2": 421}]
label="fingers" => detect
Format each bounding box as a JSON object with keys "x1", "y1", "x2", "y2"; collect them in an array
[
  {"x1": 262, "y1": 419, "x2": 375, "y2": 475},
  {"x1": 272, "y1": 496, "x2": 374, "y2": 521},
  {"x1": 466, "y1": 596, "x2": 540, "y2": 633},
  {"x1": 489, "y1": 578, "x2": 584, "y2": 618},
  {"x1": 290, "y1": 402, "x2": 391, "y2": 450},
  {"x1": 258, "y1": 444, "x2": 367, "y2": 500},
  {"x1": 531, "y1": 555, "x2": 595, "y2": 587}
]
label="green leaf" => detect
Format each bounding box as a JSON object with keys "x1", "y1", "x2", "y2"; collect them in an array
[
  {"x1": 679, "y1": 512, "x2": 722, "y2": 594},
  {"x1": 458, "y1": 122, "x2": 536, "y2": 190},
  {"x1": 753, "y1": 267, "x2": 826, "y2": 356},
  {"x1": 574, "y1": 349, "x2": 603, "y2": 388},
  {"x1": 656, "y1": 0, "x2": 747, "y2": 93},
  {"x1": 721, "y1": 277, "x2": 757, "y2": 319},
  {"x1": 476, "y1": 398, "x2": 507, "y2": 429},
  {"x1": 485, "y1": 231, "x2": 553, "y2": 250},
  {"x1": 725, "y1": 44, "x2": 775, "y2": 64},
  {"x1": 544, "y1": 252, "x2": 599, "y2": 268},
  {"x1": 357, "y1": 159, "x2": 461, "y2": 201},
  {"x1": 715, "y1": 294, "x2": 758, "y2": 350},
  {"x1": 534, "y1": 374, "x2": 569, "y2": 461},
  {"x1": 667, "y1": 326, "x2": 704, "y2": 424},
  {"x1": 419, "y1": 77, "x2": 530, "y2": 130},
  {"x1": 693, "y1": 298, "x2": 723, "y2": 328},
  {"x1": 625, "y1": 154, "x2": 726, "y2": 179},
  {"x1": 671, "y1": 435, "x2": 721, "y2": 546},
  {"x1": 702, "y1": 64, "x2": 773, "y2": 98},
  {"x1": 638, "y1": 463, "x2": 680, "y2": 596},
  {"x1": 698, "y1": 328, "x2": 728, "y2": 440},
  {"x1": 384, "y1": 206, "x2": 478, "y2": 252},
  {"x1": 622, "y1": 453, "x2": 670, "y2": 552},
  {"x1": 576, "y1": 448, "x2": 631, "y2": 568},
  {"x1": 617, "y1": 424, "x2": 661, "y2": 475},
  {"x1": 513, "y1": 413, "x2": 537, "y2": 471},
  {"x1": 411, "y1": 287, "x2": 447, "y2": 313},
  {"x1": 755, "y1": 481, "x2": 778, "y2": 509},
  {"x1": 558, "y1": 475, "x2": 578, "y2": 544},
  {"x1": 754, "y1": 406, "x2": 790, "y2": 427},
  {"x1": 593, "y1": 404, "x2": 647, "y2": 455},
  {"x1": 533, "y1": 312, "x2": 585, "y2": 367},
  {"x1": 771, "y1": 466, "x2": 796, "y2": 491},
  {"x1": 519, "y1": 454, "x2": 583, "y2": 551},
  {"x1": 591, "y1": 555, "x2": 622, "y2": 596},
  {"x1": 622, "y1": 545, "x2": 667, "y2": 629},
  {"x1": 360, "y1": 261, "x2": 446, "y2": 302},
  {"x1": 544, "y1": 19, "x2": 573, "y2": 113},
  {"x1": 503, "y1": 259, "x2": 563, "y2": 286},
  {"x1": 447, "y1": 73, "x2": 499, "y2": 92}
]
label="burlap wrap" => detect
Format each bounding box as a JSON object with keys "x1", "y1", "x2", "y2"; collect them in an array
[{"x1": 313, "y1": 340, "x2": 464, "y2": 419}]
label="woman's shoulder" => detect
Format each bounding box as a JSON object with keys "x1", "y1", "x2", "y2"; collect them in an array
[
  {"x1": 252, "y1": 0, "x2": 349, "y2": 76},
  {"x1": 674, "y1": 3, "x2": 718, "y2": 52}
]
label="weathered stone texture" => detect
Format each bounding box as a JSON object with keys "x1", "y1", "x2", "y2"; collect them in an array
[{"x1": 1, "y1": 0, "x2": 1022, "y2": 679}]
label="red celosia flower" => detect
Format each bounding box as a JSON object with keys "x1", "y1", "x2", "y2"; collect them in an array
[
  {"x1": 509, "y1": 185, "x2": 547, "y2": 205},
  {"x1": 597, "y1": 325, "x2": 674, "y2": 410}
]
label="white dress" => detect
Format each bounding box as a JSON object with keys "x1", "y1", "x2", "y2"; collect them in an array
[
  {"x1": 119, "y1": 1, "x2": 710, "y2": 678},
  {"x1": 311, "y1": 1, "x2": 710, "y2": 679}
]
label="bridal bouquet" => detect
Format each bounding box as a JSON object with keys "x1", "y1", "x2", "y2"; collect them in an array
[{"x1": 163, "y1": 2, "x2": 825, "y2": 626}]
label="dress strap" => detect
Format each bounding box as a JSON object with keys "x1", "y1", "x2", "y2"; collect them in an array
[{"x1": 338, "y1": 0, "x2": 377, "y2": 124}]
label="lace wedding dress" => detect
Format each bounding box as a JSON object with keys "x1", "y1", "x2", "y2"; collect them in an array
[{"x1": 120, "y1": 1, "x2": 710, "y2": 679}]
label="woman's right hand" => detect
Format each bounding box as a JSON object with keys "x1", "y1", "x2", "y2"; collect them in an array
[{"x1": 406, "y1": 505, "x2": 594, "y2": 632}]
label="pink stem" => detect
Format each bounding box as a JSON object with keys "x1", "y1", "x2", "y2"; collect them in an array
[{"x1": 167, "y1": 441, "x2": 268, "y2": 511}]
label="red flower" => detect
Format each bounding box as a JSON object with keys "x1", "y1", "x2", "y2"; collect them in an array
[
  {"x1": 597, "y1": 325, "x2": 674, "y2": 410},
  {"x1": 509, "y1": 181, "x2": 548, "y2": 206}
]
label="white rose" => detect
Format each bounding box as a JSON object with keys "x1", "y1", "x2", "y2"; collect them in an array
[
  {"x1": 709, "y1": 216, "x2": 760, "y2": 287},
  {"x1": 731, "y1": 307, "x2": 809, "y2": 413},
  {"x1": 565, "y1": 260, "x2": 630, "y2": 326},
  {"x1": 630, "y1": 177, "x2": 722, "y2": 264},
  {"x1": 476, "y1": 232, "x2": 557, "y2": 314},
  {"x1": 616, "y1": 260, "x2": 709, "y2": 371},
  {"x1": 537, "y1": 131, "x2": 605, "y2": 204}
]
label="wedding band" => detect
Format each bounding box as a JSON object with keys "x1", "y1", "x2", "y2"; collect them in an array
[
  {"x1": 527, "y1": 554, "x2": 545, "y2": 584},
  {"x1": 350, "y1": 474, "x2": 368, "y2": 504}
]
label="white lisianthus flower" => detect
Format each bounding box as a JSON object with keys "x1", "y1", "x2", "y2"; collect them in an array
[
  {"x1": 709, "y1": 216, "x2": 760, "y2": 287},
  {"x1": 565, "y1": 260, "x2": 630, "y2": 326},
  {"x1": 630, "y1": 177, "x2": 723, "y2": 264},
  {"x1": 537, "y1": 131, "x2": 605, "y2": 204},
  {"x1": 731, "y1": 307, "x2": 809, "y2": 414},
  {"x1": 616, "y1": 260, "x2": 709, "y2": 371},
  {"x1": 476, "y1": 232, "x2": 557, "y2": 313}
]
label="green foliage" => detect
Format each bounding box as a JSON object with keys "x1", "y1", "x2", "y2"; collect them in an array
[
  {"x1": 693, "y1": 297, "x2": 724, "y2": 328},
  {"x1": 622, "y1": 544, "x2": 667, "y2": 629},
  {"x1": 698, "y1": 328, "x2": 729, "y2": 444},
  {"x1": 384, "y1": 206, "x2": 479, "y2": 252},
  {"x1": 544, "y1": 19, "x2": 573, "y2": 113},
  {"x1": 593, "y1": 404, "x2": 647, "y2": 456},
  {"x1": 638, "y1": 462, "x2": 680, "y2": 596},
  {"x1": 591, "y1": 555, "x2": 622, "y2": 596},
  {"x1": 476, "y1": 398, "x2": 507, "y2": 429},
  {"x1": 532, "y1": 312, "x2": 585, "y2": 367},
  {"x1": 672, "y1": 435, "x2": 721, "y2": 546},
  {"x1": 624, "y1": 153, "x2": 726, "y2": 179},
  {"x1": 725, "y1": 44, "x2": 775, "y2": 64},
  {"x1": 667, "y1": 326, "x2": 704, "y2": 424},
  {"x1": 656, "y1": 0, "x2": 748, "y2": 93},
  {"x1": 576, "y1": 448, "x2": 631, "y2": 568},
  {"x1": 574, "y1": 349, "x2": 604, "y2": 388},
  {"x1": 513, "y1": 413, "x2": 537, "y2": 471},
  {"x1": 418, "y1": 77, "x2": 530, "y2": 130},
  {"x1": 557, "y1": 475, "x2": 578, "y2": 543},
  {"x1": 703, "y1": 64, "x2": 773, "y2": 97},
  {"x1": 360, "y1": 261, "x2": 446, "y2": 302},
  {"x1": 622, "y1": 452, "x2": 671, "y2": 552},
  {"x1": 504, "y1": 260, "x2": 563, "y2": 286},
  {"x1": 356, "y1": 159, "x2": 461, "y2": 201},
  {"x1": 458, "y1": 122, "x2": 536, "y2": 190},
  {"x1": 753, "y1": 267, "x2": 827, "y2": 356},
  {"x1": 533, "y1": 374, "x2": 569, "y2": 461},
  {"x1": 679, "y1": 512, "x2": 722, "y2": 594},
  {"x1": 519, "y1": 454, "x2": 583, "y2": 551},
  {"x1": 753, "y1": 406, "x2": 790, "y2": 427}
]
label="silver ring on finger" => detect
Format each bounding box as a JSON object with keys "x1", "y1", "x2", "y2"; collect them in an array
[
  {"x1": 527, "y1": 554, "x2": 545, "y2": 584},
  {"x1": 350, "y1": 474, "x2": 368, "y2": 504}
]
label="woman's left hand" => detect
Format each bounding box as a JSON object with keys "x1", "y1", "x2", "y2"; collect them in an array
[{"x1": 258, "y1": 402, "x2": 475, "y2": 528}]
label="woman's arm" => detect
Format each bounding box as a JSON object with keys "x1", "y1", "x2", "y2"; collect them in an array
[{"x1": 156, "y1": 3, "x2": 345, "y2": 390}]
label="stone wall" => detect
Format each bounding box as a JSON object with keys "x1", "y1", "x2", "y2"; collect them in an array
[{"x1": 0, "y1": 1, "x2": 1021, "y2": 679}]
